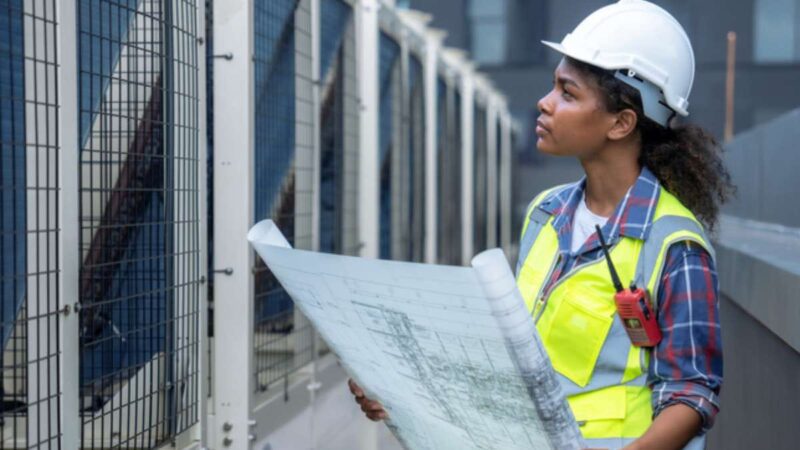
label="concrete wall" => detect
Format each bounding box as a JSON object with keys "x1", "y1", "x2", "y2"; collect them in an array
[
  {"x1": 707, "y1": 295, "x2": 800, "y2": 450},
  {"x1": 723, "y1": 108, "x2": 800, "y2": 227},
  {"x1": 707, "y1": 108, "x2": 800, "y2": 449}
]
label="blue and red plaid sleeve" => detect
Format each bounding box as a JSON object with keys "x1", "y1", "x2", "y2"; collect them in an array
[{"x1": 648, "y1": 240, "x2": 723, "y2": 433}]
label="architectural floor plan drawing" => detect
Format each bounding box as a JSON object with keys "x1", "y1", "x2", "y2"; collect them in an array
[{"x1": 248, "y1": 220, "x2": 583, "y2": 450}]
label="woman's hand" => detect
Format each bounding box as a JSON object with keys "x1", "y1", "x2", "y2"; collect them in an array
[{"x1": 348, "y1": 378, "x2": 388, "y2": 421}]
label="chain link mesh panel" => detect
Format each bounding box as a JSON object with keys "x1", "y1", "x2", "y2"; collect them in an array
[
  {"x1": 406, "y1": 53, "x2": 425, "y2": 262},
  {"x1": 1, "y1": 0, "x2": 62, "y2": 447},
  {"x1": 77, "y1": 0, "x2": 201, "y2": 446},
  {"x1": 473, "y1": 102, "x2": 487, "y2": 253},
  {"x1": 319, "y1": 0, "x2": 358, "y2": 257},
  {"x1": 378, "y1": 31, "x2": 400, "y2": 260},
  {"x1": 252, "y1": 0, "x2": 315, "y2": 393},
  {"x1": 437, "y1": 74, "x2": 462, "y2": 265}
]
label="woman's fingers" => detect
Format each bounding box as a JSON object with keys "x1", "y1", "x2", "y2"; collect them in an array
[
  {"x1": 360, "y1": 399, "x2": 384, "y2": 413},
  {"x1": 348, "y1": 378, "x2": 387, "y2": 421},
  {"x1": 366, "y1": 410, "x2": 388, "y2": 421},
  {"x1": 348, "y1": 378, "x2": 364, "y2": 398}
]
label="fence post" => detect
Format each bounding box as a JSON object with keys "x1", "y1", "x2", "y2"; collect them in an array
[
  {"x1": 212, "y1": 0, "x2": 255, "y2": 447},
  {"x1": 357, "y1": 0, "x2": 380, "y2": 259},
  {"x1": 57, "y1": 0, "x2": 81, "y2": 447},
  {"x1": 196, "y1": 0, "x2": 209, "y2": 445},
  {"x1": 423, "y1": 30, "x2": 443, "y2": 264},
  {"x1": 459, "y1": 60, "x2": 475, "y2": 265}
]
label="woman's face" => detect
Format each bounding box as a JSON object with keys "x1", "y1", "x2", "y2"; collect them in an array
[{"x1": 535, "y1": 58, "x2": 617, "y2": 158}]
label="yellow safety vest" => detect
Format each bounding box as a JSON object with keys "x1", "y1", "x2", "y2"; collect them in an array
[{"x1": 515, "y1": 185, "x2": 715, "y2": 443}]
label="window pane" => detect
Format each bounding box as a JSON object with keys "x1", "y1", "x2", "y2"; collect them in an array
[
  {"x1": 468, "y1": 0, "x2": 506, "y2": 17},
  {"x1": 754, "y1": 0, "x2": 797, "y2": 62},
  {"x1": 471, "y1": 21, "x2": 507, "y2": 65}
]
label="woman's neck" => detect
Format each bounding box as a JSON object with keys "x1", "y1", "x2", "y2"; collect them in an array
[{"x1": 580, "y1": 152, "x2": 642, "y2": 218}]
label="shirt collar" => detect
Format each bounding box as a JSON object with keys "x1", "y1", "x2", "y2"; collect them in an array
[{"x1": 538, "y1": 167, "x2": 662, "y2": 254}]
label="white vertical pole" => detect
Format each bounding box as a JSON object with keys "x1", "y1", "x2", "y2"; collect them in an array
[
  {"x1": 357, "y1": 0, "x2": 380, "y2": 259},
  {"x1": 460, "y1": 67, "x2": 474, "y2": 265},
  {"x1": 397, "y1": 25, "x2": 410, "y2": 260},
  {"x1": 308, "y1": 0, "x2": 321, "y2": 448},
  {"x1": 57, "y1": 1, "x2": 81, "y2": 448},
  {"x1": 195, "y1": 0, "x2": 209, "y2": 444},
  {"x1": 311, "y1": 0, "x2": 321, "y2": 254},
  {"x1": 212, "y1": 0, "x2": 254, "y2": 447},
  {"x1": 486, "y1": 96, "x2": 498, "y2": 250},
  {"x1": 423, "y1": 32, "x2": 441, "y2": 264}
]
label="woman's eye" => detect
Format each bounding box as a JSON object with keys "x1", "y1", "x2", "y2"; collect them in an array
[{"x1": 562, "y1": 90, "x2": 573, "y2": 99}]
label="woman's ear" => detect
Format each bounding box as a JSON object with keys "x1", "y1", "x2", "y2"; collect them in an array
[{"x1": 607, "y1": 108, "x2": 638, "y2": 141}]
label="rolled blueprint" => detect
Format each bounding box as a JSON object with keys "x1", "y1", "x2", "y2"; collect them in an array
[
  {"x1": 471, "y1": 249, "x2": 584, "y2": 450},
  {"x1": 249, "y1": 220, "x2": 583, "y2": 450}
]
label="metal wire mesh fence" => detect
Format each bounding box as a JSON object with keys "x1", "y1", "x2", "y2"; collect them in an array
[
  {"x1": 0, "y1": 0, "x2": 518, "y2": 445},
  {"x1": 76, "y1": 0, "x2": 201, "y2": 446},
  {"x1": 473, "y1": 102, "x2": 487, "y2": 254},
  {"x1": 378, "y1": 30, "x2": 400, "y2": 260},
  {"x1": 319, "y1": 0, "x2": 358, "y2": 257},
  {"x1": 252, "y1": 0, "x2": 316, "y2": 393},
  {"x1": 437, "y1": 74, "x2": 462, "y2": 265},
  {"x1": 1, "y1": 0, "x2": 62, "y2": 447},
  {"x1": 406, "y1": 53, "x2": 425, "y2": 262}
]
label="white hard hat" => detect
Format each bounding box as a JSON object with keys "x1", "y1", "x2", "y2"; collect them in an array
[{"x1": 542, "y1": 0, "x2": 694, "y2": 127}]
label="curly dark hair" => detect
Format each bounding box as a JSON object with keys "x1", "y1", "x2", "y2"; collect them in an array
[{"x1": 566, "y1": 57, "x2": 735, "y2": 232}]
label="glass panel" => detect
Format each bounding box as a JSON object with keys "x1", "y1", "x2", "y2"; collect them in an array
[
  {"x1": 754, "y1": 0, "x2": 797, "y2": 62},
  {"x1": 471, "y1": 21, "x2": 507, "y2": 65}
]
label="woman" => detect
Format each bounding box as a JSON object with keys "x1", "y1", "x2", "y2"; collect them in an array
[{"x1": 350, "y1": 1, "x2": 732, "y2": 449}]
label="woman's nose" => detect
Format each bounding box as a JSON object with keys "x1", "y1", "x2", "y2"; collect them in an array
[{"x1": 537, "y1": 90, "x2": 553, "y2": 115}]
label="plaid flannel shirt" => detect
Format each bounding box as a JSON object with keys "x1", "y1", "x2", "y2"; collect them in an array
[{"x1": 529, "y1": 167, "x2": 722, "y2": 433}]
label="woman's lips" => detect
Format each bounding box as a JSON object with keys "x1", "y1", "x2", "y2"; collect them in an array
[{"x1": 536, "y1": 119, "x2": 550, "y2": 136}]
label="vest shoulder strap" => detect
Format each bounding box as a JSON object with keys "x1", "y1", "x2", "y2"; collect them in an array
[
  {"x1": 519, "y1": 183, "x2": 572, "y2": 238},
  {"x1": 516, "y1": 184, "x2": 572, "y2": 276},
  {"x1": 636, "y1": 188, "x2": 716, "y2": 305}
]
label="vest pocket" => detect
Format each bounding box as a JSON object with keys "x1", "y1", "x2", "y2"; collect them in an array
[{"x1": 542, "y1": 292, "x2": 614, "y2": 387}]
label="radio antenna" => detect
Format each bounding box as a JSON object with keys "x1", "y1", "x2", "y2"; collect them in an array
[{"x1": 595, "y1": 225, "x2": 624, "y2": 293}]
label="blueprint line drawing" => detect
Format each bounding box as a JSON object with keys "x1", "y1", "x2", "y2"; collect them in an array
[{"x1": 248, "y1": 220, "x2": 583, "y2": 450}]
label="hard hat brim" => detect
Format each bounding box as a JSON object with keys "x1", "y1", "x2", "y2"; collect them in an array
[
  {"x1": 540, "y1": 39, "x2": 604, "y2": 72},
  {"x1": 541, "y1": 40, "x2": 568, "y2": 58}
]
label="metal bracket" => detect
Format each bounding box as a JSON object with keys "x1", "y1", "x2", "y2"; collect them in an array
[{"x1": 213, "y1": 267, "x2": 234, "y2": 276}]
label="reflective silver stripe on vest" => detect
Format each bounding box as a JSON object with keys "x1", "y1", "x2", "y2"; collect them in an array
[{"x1": 634, "y1": 215, "x2": 715, "y2": 304}]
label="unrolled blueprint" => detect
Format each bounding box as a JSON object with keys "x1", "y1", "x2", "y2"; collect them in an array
[{"x1": 248, "y1": 220, "x2": 583, "y2": 450}]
